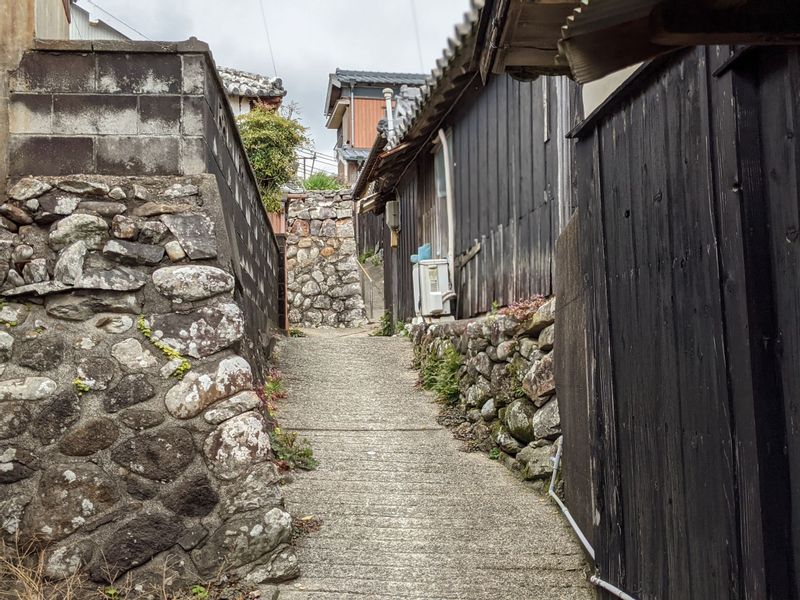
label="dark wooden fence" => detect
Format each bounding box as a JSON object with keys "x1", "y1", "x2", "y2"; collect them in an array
[{"x1": 564, "y1": 45, "x2": 800, "y2": 599}]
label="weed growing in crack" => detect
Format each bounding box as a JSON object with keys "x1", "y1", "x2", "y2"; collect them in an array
[
  {"x1": 136, "y1": 315, "x2": 192, "y2": 380},
  {"x1": 418, "y1": 342, "x2": 462, "y2": 404},
  {"x1": 372, "y1": 310, "x2": 395, "y2": 337},
  {"x1": 271, "y1": 427, "x2": 318, "y2": 471}
]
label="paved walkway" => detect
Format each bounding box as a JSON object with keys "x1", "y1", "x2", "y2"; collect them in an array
[{"x1": 274, "y1": 330, "x2": 593, "y2": 600}]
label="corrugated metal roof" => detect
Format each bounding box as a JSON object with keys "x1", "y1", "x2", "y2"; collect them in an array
[
  {"x1": 333, "y1": 69, "x2": 428, "y2": 86},
  {"x1": 218, "y1": 67, "x2": 287, "y2": 99}
]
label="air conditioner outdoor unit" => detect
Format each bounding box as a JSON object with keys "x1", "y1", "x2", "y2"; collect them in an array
[{"x1": 412, "y1": 259, "x2": 453, "y2": 317}]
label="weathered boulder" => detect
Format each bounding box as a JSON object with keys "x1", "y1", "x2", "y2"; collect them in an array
[
  {"x1": 104, "y1": 374, "x2": 156, "y2": 412},
  {"x1": 9, "y1": 178, "x2": 51, "y2": 201},
  {"x1": 31, "y1": 390, "x2": 80, "y2": 444},
  {"x1": 44, "y1": 539, "x2": 95, "y2": 581},
  {"x1": 491, "y1": 422, "x2": 523, "y2": 455},
  {"x1": 161, "y1": 475, "x2": 219, "y2": 517},
  {"x1": 505, "y1": 398, "x2": 538, "y2": 444},
  {"x1": 57, "y1": 179, "x2": 109, "y2": 196},
  {"x1": 522, "y1": 353, "x2": 555, "y2": 401},
  {"x1": 45, "y1": 291, "x2": 141, "y2": 321},
  {"x1": 0, "y1": 376, "x2": 57, "y2": 402},
  {"x1": 0, "y1": 402, "x2": 32, "y2": 439},
  {"x1": 164, "y1": 240, "x2": 186, "y2": 262},
  {"x1": 0, "y1": 445, "x2": 39, "y2": 483},
  {"x1": 75, "y1": 265, "x2": 148, "y2": 291},
  {"x1": 203, "y1": 390, "x2": 261, "y2": 425},
  {"x1": 517, "y1": 443, "x2": 556, "y2": 481},
  {"x1": 58, "y1": 418, "x2": 119, "y2": 456},
  {"x1": 76, "y1": 356, "x2": 116, "y2": 391},
  {"x1": 39, "y1": 195, "x2": 80, "y2": 216},
  {"x1": 160, "y1": 213, "x2": 217, "y2": 259},
  {"x1": 192, "y1": 508, "x2": 292, "y2": 576},
  {"x1": 117, "y1": 408, "x2": 164, "y2": 431},
  {"x1": 152, "y1": 265, "x2": 234, "y2": 302},
  {"x1": 111, "y1": 427, "x2": 195, "y2": 482},
  {"x1": 21, "y1": 258, "x2": 48, "y2": 283},
  {"x1": 23, "y1": 463, "x2": 120, "y2": 542},
  {"x1": 203, "y1": 410, "x2": 271, "y2": 481},
  {"x1": 146, "y1": 302, "x2": 244, "y2": 359},
  {"x1": 111, "y1": 215, "x2": 139, "y2": 239},
  {"x1": 165, "y1": 356, "x2": 252, "y2": 419},
  {"x1": 111, "y1": 338, "x2": 158, "y2": 370},
  {"x1": 49, "y1": 214, "x2": 109, "y2": 250},
  {"x1": 538, "y1": 324, "x2": 555, "y2": 351},
  {"x1": 79, "y1": 200, "x2": 126, "y2": 216},
  {"x1": 53, "y1": 240, "x2": 87, "y2": 284},
  {"x1": 90, "y1": 512, "x2": 185, "y2": 582},
  {"x1": 220, "y1": 462, "x2": 283, "y2": 516},
  {"x1": 17, "y1": 335, "x2": 65, "y2": 371},
  {"x1": 102, "y1": 239, "x2": 165, "y2": 266},
  {"x1": 240, "y1": 545, "x2": 300, "y2": 584},
  {"x1": 132, "y1": 202, "x2": 193, "y2": 218},
  {"x1": 532, "y1": 397, "x2": 561, "y2": 440}
]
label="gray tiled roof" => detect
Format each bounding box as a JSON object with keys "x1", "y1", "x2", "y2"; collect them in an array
[
  {"x1": 218, "y1": 67, "x2": 286, "y2": 99},
  {"x1": 333, "y1": 69, "x2": 428, "y2": 86},
  {"x1": 337, "y1": 147, "x2": 371, "y2": 162}
]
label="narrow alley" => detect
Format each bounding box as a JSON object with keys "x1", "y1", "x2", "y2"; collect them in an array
[{"x1": 275, "y1": 331, "x2": 592, "y2": 599}]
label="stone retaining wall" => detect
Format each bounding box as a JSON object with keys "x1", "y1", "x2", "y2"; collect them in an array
[
  {"x1": 0, "y1": 174, "x2": 297, "y2": 592},
  {"x1": 286, "y1": 192, "x2": 367, "y2": 328},
  {"x1": 410, "y1": 299, "x2": 561, "y2": 487}
]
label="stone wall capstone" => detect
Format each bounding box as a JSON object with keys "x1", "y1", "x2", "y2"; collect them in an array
[
  {"x1": 286, "y1": 191, "x2": 368, "y2": 328},
  {"x1": 0, "y1": 174, "x2": 297, "y2": 591},
  {"x1": 410, "y1": 298, "x2": 561, "y2": 488}
]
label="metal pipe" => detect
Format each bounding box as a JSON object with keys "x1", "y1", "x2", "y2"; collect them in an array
[
  {"x1": 549, "y1": 443, "x2": 639, "y2": 600},
  {"x1": 436, "y1": 128, "x2": 456, "y2": 293},
  {"x1": 383, "y1": 88, "x2": 395, "y2": 133}
]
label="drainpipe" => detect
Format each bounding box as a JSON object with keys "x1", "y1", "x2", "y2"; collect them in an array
[
  {"x1": 437, "y1": 128, "x2": 456, "y2": 292},
  {"x1": 383, "y1": 88, "x2": 395, "y2": 134},
  {"x1": 549, "y1": 444, "x2": 639, "y2": 600}
]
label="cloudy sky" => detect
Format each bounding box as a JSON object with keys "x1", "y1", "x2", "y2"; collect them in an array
[{"x1": 80, "y1": 0, "x2": 469, "y2": 159}]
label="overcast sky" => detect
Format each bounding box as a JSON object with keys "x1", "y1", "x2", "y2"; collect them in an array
[{"x1": 84, "y1": 0, "x2": 469, "y2": 159}]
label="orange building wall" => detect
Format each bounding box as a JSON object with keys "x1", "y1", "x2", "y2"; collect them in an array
[{"x1": 352, "y1": 98, "x2": 390, "y2": 148}]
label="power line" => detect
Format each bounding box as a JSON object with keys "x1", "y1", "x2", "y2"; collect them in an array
[
  {"x1": 409, "y1": 0, "x2": 425, "y2": 73},
  {"x1": 257, "y1": 0, "x2": 279, "y2": 77},
  {"x1": 83, "y1": 0, "x2": 152, "y2": 40}
]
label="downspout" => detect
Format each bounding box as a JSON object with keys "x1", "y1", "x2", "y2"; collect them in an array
[
  {"x1": 436, "y1": 128, "x2": 456, "y2": 293},
  {"x1": 383, "y1": 88, "x2": 395, "y2": 134},
  {"x1": 549, "y1": 444, "x2": 638, "y2": 600}
]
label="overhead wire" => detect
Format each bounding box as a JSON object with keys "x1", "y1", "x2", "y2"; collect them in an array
[
  {"x1": 257, "y1": 0, "x2": 279, "y2": 77},
  {"x1": 83, "y1": 0, "x2": 152, "y2": 40}
]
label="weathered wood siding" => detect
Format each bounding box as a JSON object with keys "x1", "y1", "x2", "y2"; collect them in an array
[
  {"x1": 387, "y1": 74, "x2": 578, "y2": 322},
  {"x1": 572, "y1": 45, "x2": 800, "y2": 599}
]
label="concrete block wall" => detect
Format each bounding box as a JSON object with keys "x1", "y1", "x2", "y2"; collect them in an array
[{"x1": 6, "y1": 40, "x2": 283, "y2": 373}]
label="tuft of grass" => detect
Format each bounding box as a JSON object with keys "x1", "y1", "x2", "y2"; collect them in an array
[
  {"x1": 489, "y1": 448, "x2": 501, "y2": 460},
  {"x1": 271, "y1": 427, "x2": 318, "y2": 471},
  {"x1": 303, "y1": 172, "x2": 340, "y2": 191},
  {"x1": 288, "y1": 328, "x2": 306, "y2": 338},
  {"x1": 137, "y1": 316, "x2": 191, "y2": 380},
  {"x1": 372, "y1": 311, "x2": 395, "y2": 337},
  {"x1": 418, "y1": 342, "x2": 462, "y2": 404}
]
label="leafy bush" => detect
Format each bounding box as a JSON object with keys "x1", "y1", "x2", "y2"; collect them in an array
[
  {"x1": 237, "y1": 106, "x2": 307, "y2": 213},
  {"x1": 303, "y1": 172, "x2": 340, "y2": 191}
]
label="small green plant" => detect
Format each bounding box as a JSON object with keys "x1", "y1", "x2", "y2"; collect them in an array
[
  {"x1": 303, "y1": 172, "x2": 340, "y2": 191},
  {"x1": 372, "y1": 310, "x2": 395, "y2": 337},
  {"x1": 418, "y1": 342, "x2": 462, "y2": 404},
  {"x1": 103, "y1": 587, "x2": 120, "y2": 600},
  {"x1": 491, "y1": 300, "x2": 500, "y2": 314},
  {"x1": 489, "y1": 448, "x2": 501, "y2": 460},
  {"x1": 358, "y1": 249, "x2": 375, "y2": 264},
  {"x1": 191, "y1": 584, "x2": 210, "y2": 599},
  {"x1": 289, "y1": 328, "x2": 307, "y2": 338},
  {"x1": 72, "y1": 378, "x2": 91, "y2": 395},
  {"x1": 271, "y1": 427, "x2": 318, "y2": 471},
  {"x1": 137, "y1": 315, "x2": 192, "y2": 379}
]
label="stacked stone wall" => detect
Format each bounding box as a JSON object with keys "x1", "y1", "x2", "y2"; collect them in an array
[
  {"x1": 286, "y1": 191, "x2": 368, "y2": 328},
  {"x1": 0, "y1": 174, "x2": 297, "y2": 592},
  {"x1": 410, "y1": 299, "x2": 561, "y2": 487}
]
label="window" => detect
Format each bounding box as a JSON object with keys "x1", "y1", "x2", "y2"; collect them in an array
[{"x1": 433, "y1": 131, "x2": 453, "y2": 259}]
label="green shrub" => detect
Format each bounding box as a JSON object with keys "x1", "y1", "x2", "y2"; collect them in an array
[
  {"x1": 303, "y1": 172, "x2": 340, "y2": 191},
  {"x1": 238, "y1": 106, "x2": 308, "y2": 213}
]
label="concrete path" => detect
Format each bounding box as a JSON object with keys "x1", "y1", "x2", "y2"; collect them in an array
[{"x1": 274, "y1": 330, "x2": 593, "y2": 600}]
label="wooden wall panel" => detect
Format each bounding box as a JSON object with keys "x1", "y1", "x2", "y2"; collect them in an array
[{"x1": 352, "y1": 98, "x2": 388, "y2": 148}]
